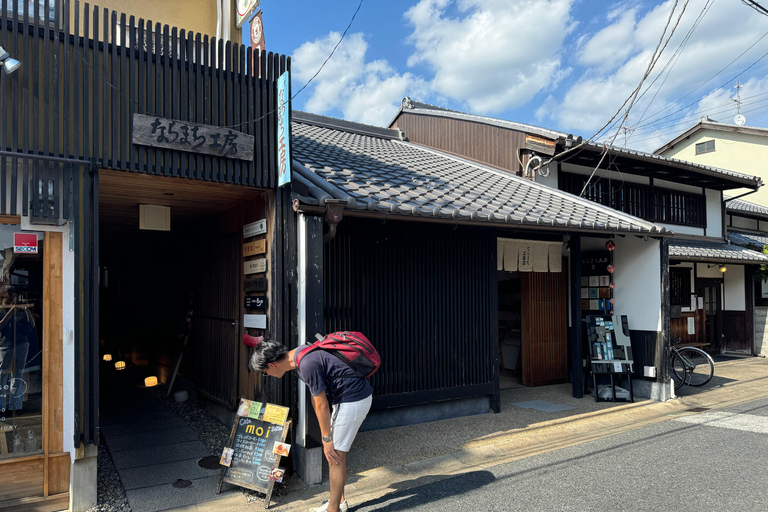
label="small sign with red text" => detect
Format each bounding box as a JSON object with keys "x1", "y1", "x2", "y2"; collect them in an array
[{"x1": 14, "y1": 233, "x2": 38, "y2": 254}]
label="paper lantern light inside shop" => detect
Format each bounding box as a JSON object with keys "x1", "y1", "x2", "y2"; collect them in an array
[
  {"x1": 115, "y1": 361, "x2": 126, "y2": 371},
  {"x1": 103, "y1": 354, "x2": 112, "y2": 361},
  {"x1": 145, "y1": 376, "x2": 158, "y2": 387}
]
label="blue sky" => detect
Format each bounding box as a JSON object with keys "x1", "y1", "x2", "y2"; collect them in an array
[{"x1": 245, "y1": 0, "x2": 768, "y2": 152}]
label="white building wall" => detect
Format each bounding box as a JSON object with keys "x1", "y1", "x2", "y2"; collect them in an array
[
  {"x1": 583, "y1": 236, "x2": 662, "y2": 331},
  {"x1": 723, "y1": 264, "x2": 746, "y2": 311}
]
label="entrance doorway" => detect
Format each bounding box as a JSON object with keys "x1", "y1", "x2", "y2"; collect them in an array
[
  {"x1": 97, "y1": 170, "x2": 265, "y2": 407},
  {"x1": 697, "y1": 279, "x2": 723, "y2": 353}
]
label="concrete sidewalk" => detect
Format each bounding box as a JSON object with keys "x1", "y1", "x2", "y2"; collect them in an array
[{"x1": 171, "y1": 356, "x2": 768, "y2": 511}]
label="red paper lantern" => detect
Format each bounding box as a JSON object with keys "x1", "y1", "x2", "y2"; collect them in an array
[
  {"x1": 609, "y1": 298, "x2": 615, "y2": 304},
  {"x1": 607, "y1": 264, "x2": 615, "y2": 273},
  {"x1": 609, "y1": 282, "x2": 615, "y2": 289},
  {"x1": 606, "y1": 240, "x2": 616, "y2": 251}
]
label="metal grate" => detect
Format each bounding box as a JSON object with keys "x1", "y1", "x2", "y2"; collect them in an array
[
  {"x1": 172, "y1": 479, "x2": 192, "y2": 488},
  {"x1": 686, "y1": 407, "x2": 710, "y2": 412}
]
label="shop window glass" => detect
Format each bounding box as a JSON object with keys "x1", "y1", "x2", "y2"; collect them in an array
[{"x1": 0, "y1": 225, "x2": 43, "y2": 460}]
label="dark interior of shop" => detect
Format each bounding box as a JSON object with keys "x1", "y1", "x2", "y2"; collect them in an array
[
  {"x1": 97, "y1": 170, "x2": 262, "y2": 401},
  {"x1": 498, "y1": 270, "x2": 523, "y2": 390}
]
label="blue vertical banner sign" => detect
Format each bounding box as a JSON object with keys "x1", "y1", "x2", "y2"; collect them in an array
[{"x1": 277, "y1": 71, "x2": 291, "y2": 188}]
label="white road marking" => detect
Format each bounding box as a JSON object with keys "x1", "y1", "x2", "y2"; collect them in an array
[{"x1": 674, "y1": 412, "x2": 768, "y2": 434}]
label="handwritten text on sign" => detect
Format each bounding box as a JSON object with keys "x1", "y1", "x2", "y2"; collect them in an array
[{"x1": 132, "y1": 114, "x2": 254, "y2": 161}]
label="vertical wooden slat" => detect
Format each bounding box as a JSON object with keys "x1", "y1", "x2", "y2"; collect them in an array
[
  {"x1": 202, "y1": 35, "x2": 210, "y2": 181},
  {"x1": 225, "y1": 40, "x2": 233, "y2": 183},
  {"x1": 171, "y1": 26, "x2": 180, "y2": 177},
  {"x1": 110, "y1": 10, "x2": 118, "y2": 168},
  {"x1": 194, "y1": 33, "x2": 202, "y2": 180},
  {"x1": 153, "y1": 22, "x2": 162, "y2": 174},
  {"x1": 121, "y1": 13, "x2": 130, "y2": 171},
  {"x1": 162, "y1": 24, "x2": 170, "y2": 176}
]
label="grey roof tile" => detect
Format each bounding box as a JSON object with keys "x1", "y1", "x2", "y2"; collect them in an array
[
  {"x1": 291, "y1": 119, "x2": 669, "y2": 235},
  {"x1": 669, "y1": 239, "x2": 768, "y2": 263},
  {"x1": 725, "y1": 195, "x2": 768, "y2": 217},
  {"x1": 728, "y1": 230, "x2": 768, "y2": 250}
]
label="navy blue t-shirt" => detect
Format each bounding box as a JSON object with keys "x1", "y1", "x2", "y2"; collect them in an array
[{"x1": 295, "y1": 346, "x2": 373, "y2": 405}]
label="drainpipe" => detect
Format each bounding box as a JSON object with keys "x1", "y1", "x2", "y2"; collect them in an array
[{"x1": 323, "y1": 199, "x2": 345, "y2": 244}]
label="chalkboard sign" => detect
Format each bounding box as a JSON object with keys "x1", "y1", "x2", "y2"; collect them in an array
[{"x1": 216, "y1": 401, "x2": 291, "y2": 508}]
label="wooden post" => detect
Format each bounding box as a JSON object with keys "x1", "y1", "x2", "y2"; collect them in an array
[{"x1": 569, "y1": 235, "x2": 583, "y2": 398}]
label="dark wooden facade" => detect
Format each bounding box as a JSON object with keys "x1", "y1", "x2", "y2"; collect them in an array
[
  {"x1": 1, "y1": 2, "x2": 292, "y2": 499},
  {"x1": 321, "y1": 217, "x2": 500, "y2": 412},
  {"x1": 393, "y1": 114, "x2": 526, "y2": 173}
]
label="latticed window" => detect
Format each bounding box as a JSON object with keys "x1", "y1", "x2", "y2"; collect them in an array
[
  {"x1": 695, "y1": 139, "x2": 715, "y2": 155},
  {"x1": 670, "y1": 268, "x2": 691, "y2": 306},
  {"x1": 560, "y1": 171, "x2": 706, "y2": 227}
]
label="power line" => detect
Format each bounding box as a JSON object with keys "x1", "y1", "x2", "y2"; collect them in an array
[{"x1": 742, "y1": 0, "x2": 768, "y2": 16}]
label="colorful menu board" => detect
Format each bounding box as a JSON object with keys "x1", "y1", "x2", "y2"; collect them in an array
[{"x1": 217, "y1": 400, "x2": 291, "y2": 508}]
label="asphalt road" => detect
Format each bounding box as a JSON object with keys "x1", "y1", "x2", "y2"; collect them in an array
[{"x1": 351, "y1": 397, "x2": 768, "y2": 512}]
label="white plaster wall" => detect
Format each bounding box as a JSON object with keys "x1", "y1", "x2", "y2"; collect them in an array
[
  {"x1": 723, "y1": 264, "x2": 746, "y2": 311},
  {"x1": 535, "y1": 162, "x2": 558, "y2": 189},
  {"x1": 654, "y1": 223, "x2": 704, "y2": 236},
  {"x1": 697, "y1": 262, "x2": 725, "y2": 278},
  {"x1": 613, "y1": 237, "x2": 662, "y2": 331},
  {"x1": 560, "y1": 163, "x2": 651, "y2": 185},
  {"x1": 705, "y1": 189, "x2": 723, "y2": 238}
]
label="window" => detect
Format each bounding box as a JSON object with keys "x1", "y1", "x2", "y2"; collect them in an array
[
  {"x1": 559, "y1": 171, "x2": 706, "y2": 227},
  {"x1": 0, "y1": 225, "x2": 44, "y2": 460},
  {"x1": 670, "y1": 268, "x2": 691, "y2": 306},
  {"x1": 695, "y1": 139, "x2": 716, "y2": 155},
  {"x1": 4, "y1": 1, "x2": 56, "y2": 22}
]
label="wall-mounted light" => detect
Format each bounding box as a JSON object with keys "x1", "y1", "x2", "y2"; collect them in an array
[
  {"x1": 720, "y1": 265, "x2": 727, "y2": 273},
  {"x1": 103, "y1": 354, "x2": 112, "y2": 361},
  {"x1": 708, "y1": 264, "x2": 727, "y2": 273},
  {"x1": 145, "y1": 376, "x2": 158, "y2": 387},
  {"x1": 0, "y1": 45, "x2": 21, "y2": 75},
  {"x1": 115, "y1": 361, "x2": 126, "y2": 370}
]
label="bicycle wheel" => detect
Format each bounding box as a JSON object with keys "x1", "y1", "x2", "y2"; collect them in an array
[
  {"x1": 676, "y1": 347, "x2": 714, "y2": 386},
  {"x1": 669, "y1": 352, "x2": 687, "y2": 390}
]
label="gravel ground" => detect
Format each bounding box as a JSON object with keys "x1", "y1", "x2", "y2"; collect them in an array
[{"x1": 89, "y1": 386, "x2": 287, "y2": 511}]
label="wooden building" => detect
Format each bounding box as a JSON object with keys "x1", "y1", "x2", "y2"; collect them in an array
[
  {"x1": 387, "y1": 98, "x2": 768, "y2": 398},
  {"x1": 0, "y1": 2, "x2": 291, "y2": 509}
]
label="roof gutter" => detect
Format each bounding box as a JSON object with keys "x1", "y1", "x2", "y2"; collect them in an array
[{"x1": 292, "y1": 203, "x2": 673, "y2": 238}]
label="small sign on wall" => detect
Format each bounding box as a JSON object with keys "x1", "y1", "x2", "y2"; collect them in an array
[
  {"x1": 244, "y1": 314, "x2": 267, "y2": 329},
  {"x1": 244, "y1": 220, "x2": 267, "y2": 238},
  {"x1": 14, "y1": 233, "x2": 38, "y2": 254},
  {"x1": 243, "y1": 239, "x2": 266, "y2": 257},
  {"x1": 245, "y1": 296, "x2": 268, "y2": 310},
  {"x1": 244, "y1": 277, "x2": 267, "y2": 292},
  {"x1": 244, "y1": 258, "x2": 267, "y2": 275}
]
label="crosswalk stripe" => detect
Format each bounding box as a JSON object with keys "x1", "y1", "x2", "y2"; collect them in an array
[{"x1": 674, "y1": 412, "x2": 768, "y2": 434}]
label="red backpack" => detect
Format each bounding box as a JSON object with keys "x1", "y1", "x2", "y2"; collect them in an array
[{"x1": 296, "y1": 332, "x2": 380, "y2": 378}]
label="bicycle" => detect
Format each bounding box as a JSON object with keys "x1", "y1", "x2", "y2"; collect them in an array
[{"x1": 669, "y1": 338, "x2": 715, "y2": 390}]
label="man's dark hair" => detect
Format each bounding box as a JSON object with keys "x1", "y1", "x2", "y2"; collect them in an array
[{"x1": 249, "y1": 339, "x2": 287, "y2": 371}]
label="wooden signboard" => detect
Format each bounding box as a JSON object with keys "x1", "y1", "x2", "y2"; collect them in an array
[
  {"x1": 244, "y1": 277, "x2": 267, "y2": 292},
  {"x1": 245, "y1": 296, "x2": 268, "y2": 310},
  {"x1": 244, "y1": 239, "x2": 266, "y2": 257},
  {"x1": 217, "y1": 400, "x2": 292, "y2": 509},
  {"x1": 244, "y1": 219, "x2": 267, "y2": 238},
  {"x1": 245, "y1": 258, "x2": 267, "y2": 275},
  {"x1": 132, "y1": 114, "x2": 254, "y2": 161}
]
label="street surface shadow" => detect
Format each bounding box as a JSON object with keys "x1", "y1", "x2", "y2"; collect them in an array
[
  {"x1": 674, "y1": 374, "x2": 737, "y2": 395},
  {"x1": 352, "y1": 471, "x2": 495, "y2": 512}
]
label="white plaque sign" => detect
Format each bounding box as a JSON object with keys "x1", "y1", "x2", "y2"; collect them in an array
[
  {"x1": 244, "y1": 258, "x2": 267, "y2": 275},
  {"x1": 244, "y1": 314, "x2": 267, "y2": 329},
  {"x1": 243, "y1": 219, "x2": 267, "y2": 238}
]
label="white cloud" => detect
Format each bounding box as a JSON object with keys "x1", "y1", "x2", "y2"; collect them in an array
[
  {"x1": 540, "y1": 0, "x2": 768, "y2": 152},
  {"x1": 404, "y1": 0, "x2": 575, "y2": 113},
  {"x1": 292, "y1": 32, "x2": 428, "y2": 126}
]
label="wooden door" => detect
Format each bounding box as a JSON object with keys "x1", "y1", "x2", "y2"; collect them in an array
[
  {"x1": 194, "y1": 234, "x2": 241, "y2": 407},
  {"x1": 698, "y1": 279, "x2": 722, "y2": 353},
  {"x1": 521, "y1": 270, "x2": 568, "y2": 386}
]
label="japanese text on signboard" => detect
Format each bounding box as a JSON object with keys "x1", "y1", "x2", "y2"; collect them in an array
[{"x1": 132, "y1": 114, "x2": 254, "y2": 161}]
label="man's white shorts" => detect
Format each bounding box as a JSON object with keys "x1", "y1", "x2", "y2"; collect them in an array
[{"x1": 331, "y1": 394, "x2": 372, "y2": 452}]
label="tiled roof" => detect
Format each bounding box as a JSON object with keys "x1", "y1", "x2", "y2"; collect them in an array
[
  {"x1": 291, "y1": 113, "x2": 668, "y2": 235},
  {"x1": 725, "y1": 195, "x2": 768, "y2": 217},
  {"x1": 654, "y1": 116, "x2": 768, "y2": 154},
  {"x1": 669, "y1": 239, "x2": 768, "y2": 263},
  {"x1": 393, "y1": 100, "x2": 762, "y2": 189},
  {"x1": 728, "y1": 230, "x2": 768, "y2": 250}
]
